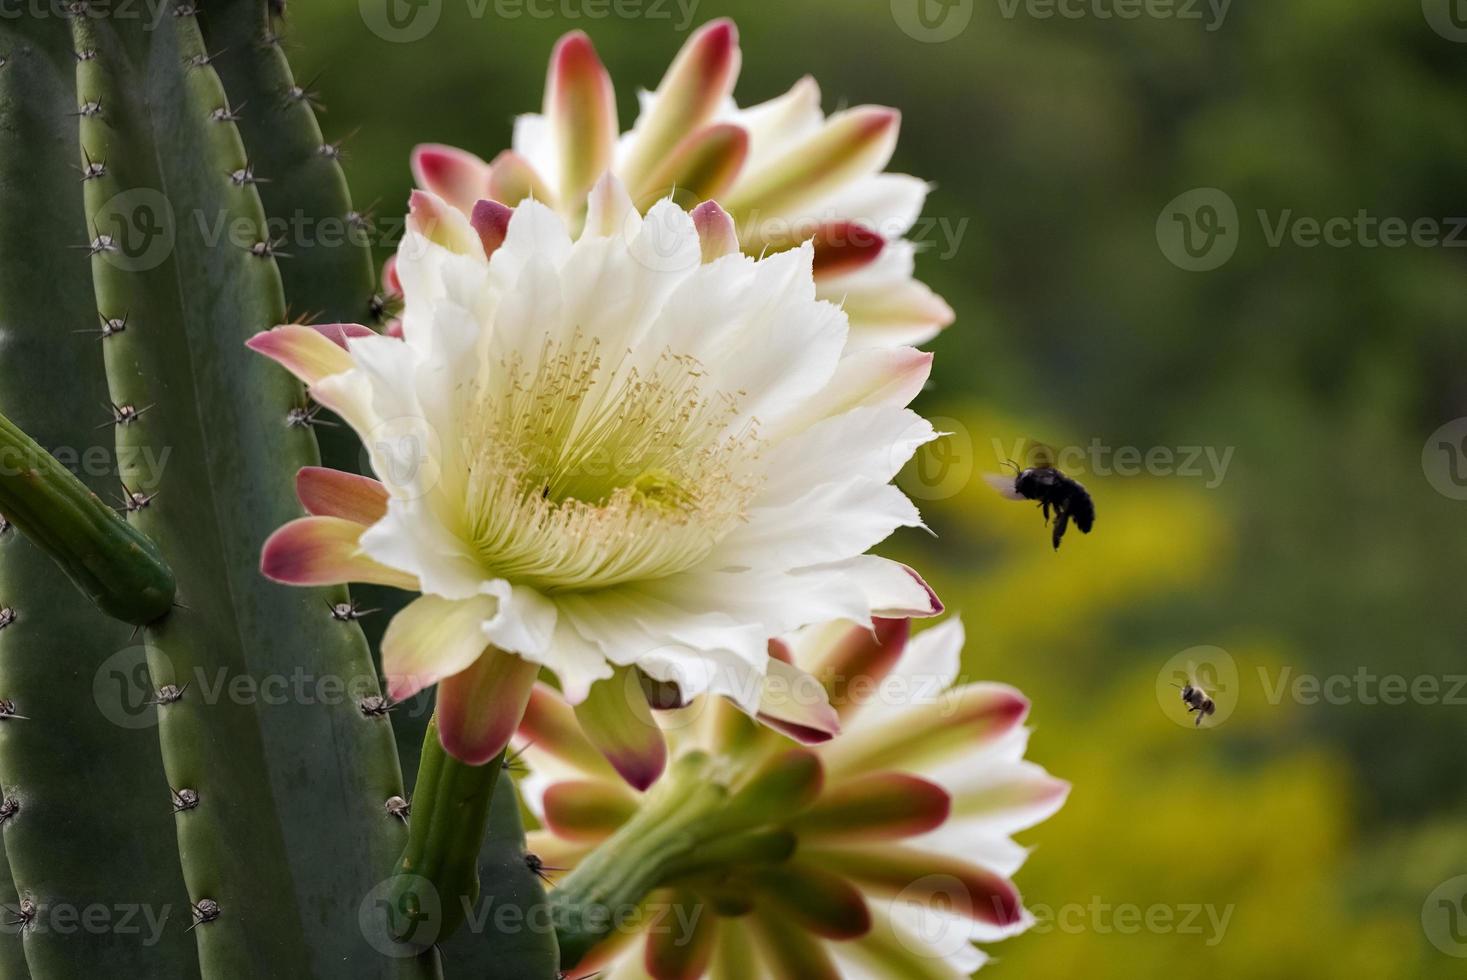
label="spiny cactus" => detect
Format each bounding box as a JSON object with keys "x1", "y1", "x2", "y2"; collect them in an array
[
  {"x1": 0, "y1": 13, "x2": 198, "y2": 976},
  {"x1": 0, "y1": 2, "x2": 557, "y2": 976}
]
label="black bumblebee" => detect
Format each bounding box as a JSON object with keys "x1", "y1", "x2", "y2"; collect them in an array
[
  {"x1": 984, "y1": 445, "x2": 1095, "y2": 550},
  {"x1": 1173, "y1": 679, "x2": 1216, "y2": 727}
]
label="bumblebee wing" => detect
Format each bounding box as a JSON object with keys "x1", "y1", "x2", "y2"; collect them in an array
[{"x1": 983, "y1": 473, "x2": 1026, "y2": 501}]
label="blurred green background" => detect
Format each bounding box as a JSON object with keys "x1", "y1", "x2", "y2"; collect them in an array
[{"x1": 287, "y1": 0, "x2": 1467, "y2": 974}]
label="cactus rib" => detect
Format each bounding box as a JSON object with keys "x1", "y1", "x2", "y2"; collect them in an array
[
  {"x1": 71, "y1": 7, "x2": 434, "y2": 976},
  {"x1": 0, "y1": 13, "x2": 198, "y2": 976}
]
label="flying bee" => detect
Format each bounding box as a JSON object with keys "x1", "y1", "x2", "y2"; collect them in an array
[
  {"x1": 1172, "y1": 677, "x2": 1216, "y2": 727},
  {"x1": 984, "y1": 444, "x2": 1095, "y2": 550}
]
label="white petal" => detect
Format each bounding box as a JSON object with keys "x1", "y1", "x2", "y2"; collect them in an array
[
  {"x1": 757, "y1": 405, "x2": 936, "y2": 508},
  {"x1": 358, "y1": 498, "x2": 483, "y2": 601},
  {"x1": 479, "y1": 579, "x2": 558, "y2": 660},
  {"x1": 510, "y1": 112, "x2": 559, "y2": 194},
  {"x1": 711, "y1": 479, "x2": 923, "y2": 571}
]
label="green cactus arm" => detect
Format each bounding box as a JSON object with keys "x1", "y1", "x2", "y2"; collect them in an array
[
  {"x1": 384, "y1": 718, "x2": 559, "y2": 972},
  {"x1": 388, "y1": 718, "x2": 502, "y2": 948},
  {"x1": 198, "y1": 0, "x2": 378, "y2": 328},
  {"x1": 196, "y1": 0, "x2": 410, "y2": 693},
  {"x1": 0, "y1": 409, "x2": 175, "y2": 625},
  {"x1": 71, "y1": 9, "x2": 435, "y2": 977},
  {"x1": 0, "y1": 14, "x2": 198, "y2": 976},
  {"x1": 201, "y1": 10, "x2": 562, "y2": 977}
]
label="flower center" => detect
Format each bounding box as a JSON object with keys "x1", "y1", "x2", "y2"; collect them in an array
[{"x1": 460, "y1": 330, "x2": 761, "y2": 592}]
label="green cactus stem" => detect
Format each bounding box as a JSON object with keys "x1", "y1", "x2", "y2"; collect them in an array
[
  {"x1": 71, "y1": 8, "x2": 433, "y2": 976},
  {"x1": 199, "y1": 0, "x2": 377, "y2": 330},
  {"x1": 387, "y1": 717, "x2": 503, "y2": 948},
  {"x1": 0, "y1": 410, "x2": 175, "y2": 625},
  {"x1": 0, "y1": 13, "x2": 198, "y2": 976},
  {"x1": 549, "y1": 752, "x2": 731, "y2": 967}
]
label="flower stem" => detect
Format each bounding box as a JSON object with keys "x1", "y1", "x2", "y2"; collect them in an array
[
  {"x1": 549, "y1": 751, "x2": 728, "y2": 967},
  {"x1": 388, "y1": 715, "x2": 503, "y2": 948}
]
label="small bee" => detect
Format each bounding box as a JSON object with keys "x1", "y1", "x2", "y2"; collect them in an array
[
  {"x1": 1173, "y1": 678, "x2": 1216, "y2": 727},
  {"x1": 984, "y1": 444, "x2": 1095, "y2": 551}
]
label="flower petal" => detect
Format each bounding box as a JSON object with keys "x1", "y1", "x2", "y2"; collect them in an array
[
  {"x1": 411, "y1": 143, "x2": 492, "y2": 214},
  {"x1": 573, "y1": 666, "x2": 668, "y2": 791},
  {"x1": 260, "y1": 517, "x2": 417, "y2": 590},
  {"x1": 246, "y1": 324, "x2": 355, "y2": 386},
  {"x1": 732, "y1": 74, "x2": 823, "y2": 174},
  {"x1": 714, "y1": 749, "x2": 824, "y2": 833},
  {"x1": 750, "y1": 863, "x2": 871, "y2": 940},
  {"x1": 791, "y1": 772, "x2": 951, "y2": 841},
  {"x1": 725, "y1": 107, "x2": 900, "y2": 221},
  {"x1": 829, "y1": 899, "x2": 984, "y2": 980},
  {"x1": 828, "y1": 272, "x2": 954, "y2": 351},
  {"x1": 821, "y1": 556, "x2": 942, "y2": 620},
  {"x1": 487, "y1": 149, "x2": 555, "y2": 208},
  {"x1": 692, "y1": 200, "x2": 739, "y2": 262},
  {"x1": 820, "y1": 682, "x2": 1030, "y2": 779},
  {"x1": 712, "y1": 478, "x2": 924, "y2": 572},
  {"x1": 810, "y1": 617, "x2": 910, "y2": 717},
  {"x1": 929, "y1": 760, "x2": 1071, "y2": 836},
  {"x1": 517, "y1": 682, "x2": 619, "y2": 779},
  {"x1": 755, "y1": 656, "x2": 841, "y2": 745},
  {"x1": 583, "y1": 172, "x2": 637, "y2": 238},
  {"x1": 380, "y1": 255, "x2": 402, "y2": 295},
  {"x1": 545, "y1": 31, "x2": 618, "y2": 208},
  {"x1": 811, "y1": 221, "x2": 886, "y2": 279},
  {"x1": 294, "y1": 467, "x2": 388, "y2": 525},
  {"x1": 541, "y1": 779, "x2": 638, "y2": 841},
  {"x1": 380, "y1": 594, "x2": 497, "y2": 701},
  {"x1": 785, "y1": 347, "x2": 932, "y2": 435},
  {"x1": 749, "y1": 905, "x2": 840, "y2": 980},
  {"x1": 710, "y1": 919, "x2": 761, "y2": 979},
  {"x1": 479, "y1": 580, "x2": 558, "y2": 661},
  {"x1": 407, "y1": 189, "x2": 484, "y2": 257},
  {"x1": 619, "y1": 18, "x2": 741, "y2": 191},
  {"x1": 633, "y1": 122, "x2": 748, "y2": 207},
  {"x1": 644, "y1": 891, "x2": 718, "y2": 980},
  {"x1": 437, "y1": 648, "x2": 541, "y2": 765},
  {"x1": 803, "y1": 844, "x2": 1023, "y2": 927},
  {"x1": 470, "y1": 199, "x2": 513, "y2": 258}
]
